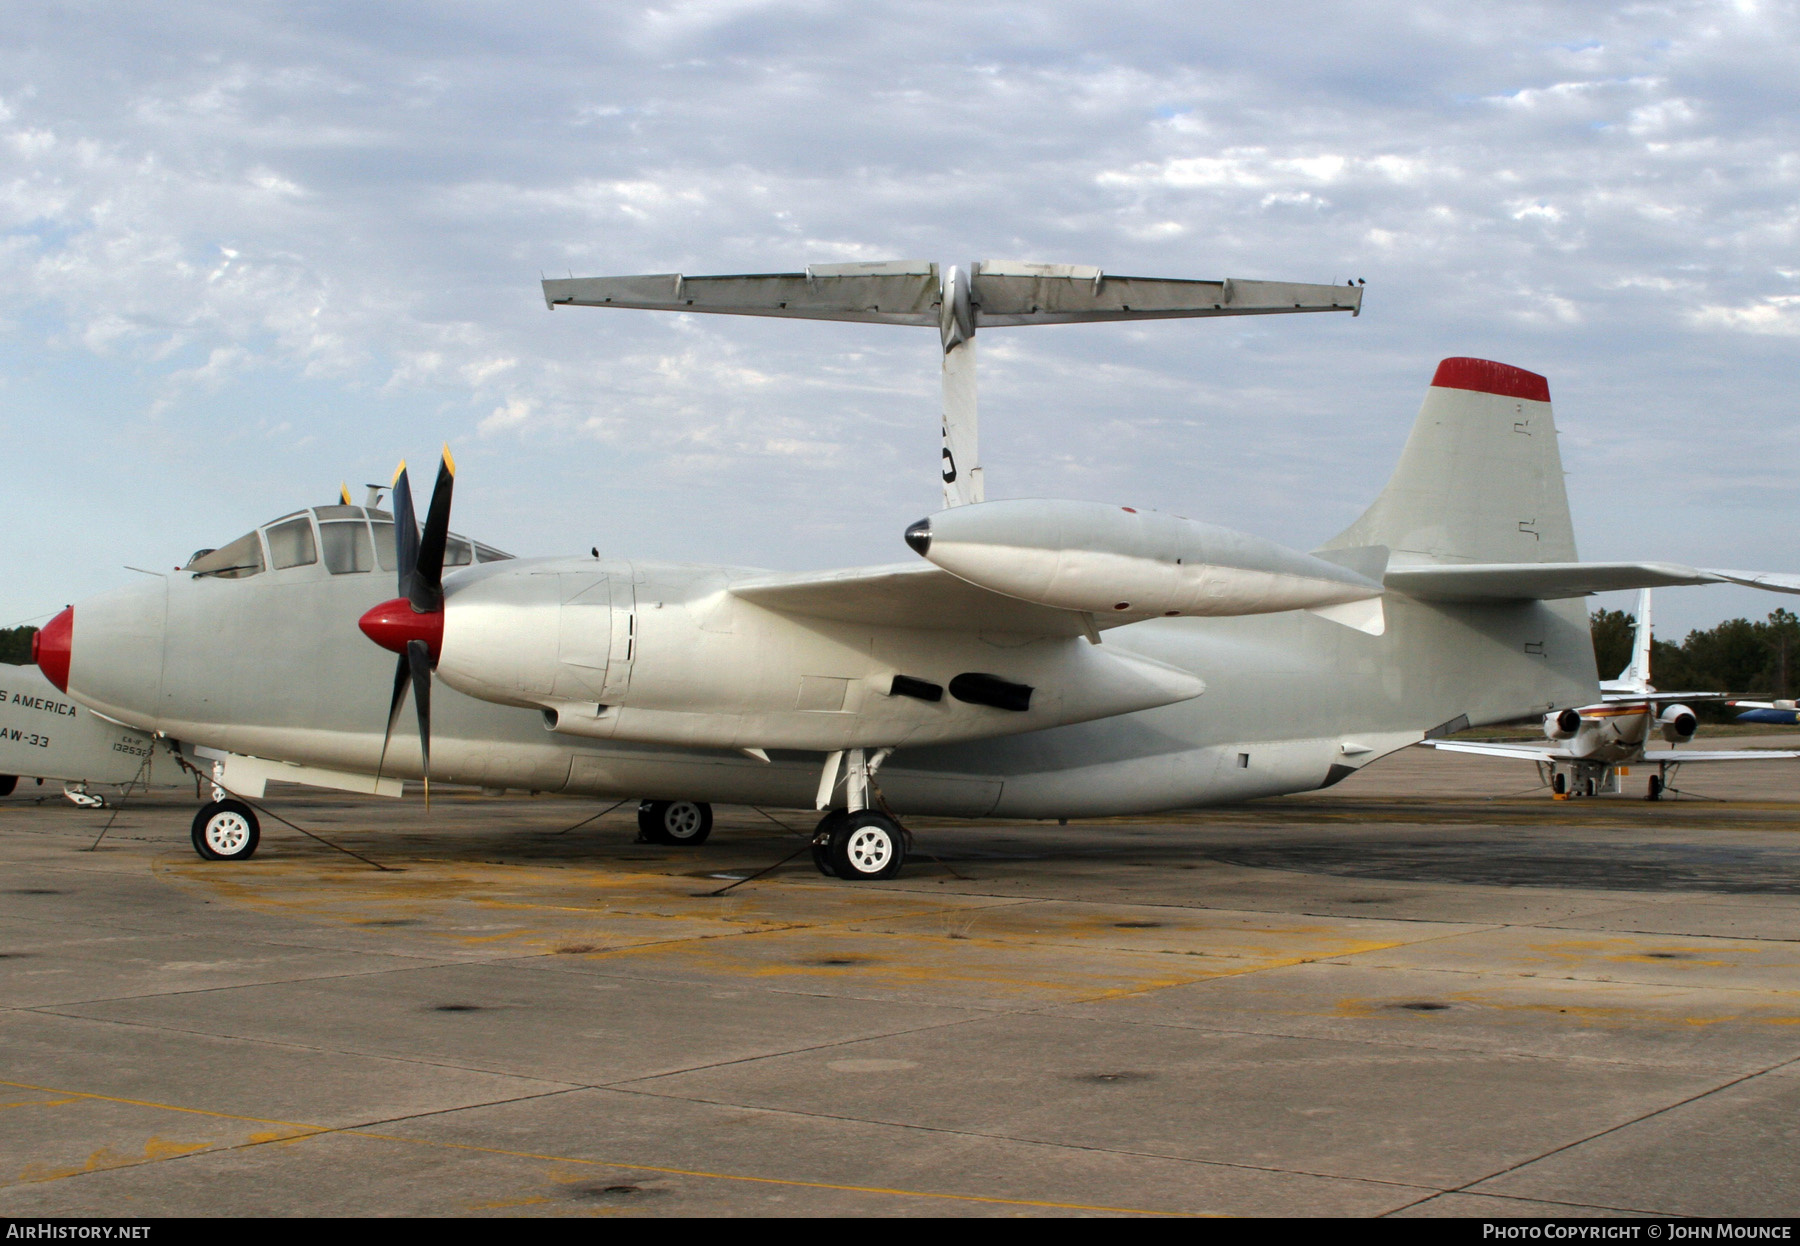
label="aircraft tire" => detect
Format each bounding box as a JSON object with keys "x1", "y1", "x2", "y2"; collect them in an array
[
  {"x1": 811, "y1": 810, "x2": 846, "y2": 877},
  {"x1": 191, "y1": 800, "x2": 260, "y2": 861},
  {"x1": 0, "y1": 775, "x2": 16, "y2": 798},
  {"x1": 828, "y1": 811, "x2": 906, "y2": 881},
  {"x1": 1552, "y1": 773, "x2": 1566, "y2": 796},
  {"x1": 1648, "y1": 774, "x2": 1663, "y2": 801},
  {"x1": 1583, "y1": 777, "x2": 1597, "y2": 798},
  {"x1": 637, "y1": 799, "x2": 713, "y2": 846}
]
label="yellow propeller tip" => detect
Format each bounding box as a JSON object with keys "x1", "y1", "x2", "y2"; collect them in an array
[
  {"x1": 390, "y1": 460, "x2": 407, "y2": 487},
  {"x1": 442, "y1": 444, "x2": 456, "y2": 476}
]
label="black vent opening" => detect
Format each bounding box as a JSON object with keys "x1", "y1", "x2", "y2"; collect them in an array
[
  {"x1": 889, "y1": 675, "x2": 944, "y2": 702},
  {"x1": 949, "y1": 672, "x2": 1033, "y2": 712}
]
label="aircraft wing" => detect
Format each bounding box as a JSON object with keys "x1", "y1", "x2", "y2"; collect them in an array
[
  {"x1": 1384, "y1": 562, "x2": 1800, "y2": 603},
  {"x1": 1422, "y1": 740, "x2": 1572, "y2": 761},
  {"x1": 729, "y1": 563, "x2": 1102, "y2": 634},
  {"x1": 1599, "y1": 691, "x2": 1732, "y2": 703}
]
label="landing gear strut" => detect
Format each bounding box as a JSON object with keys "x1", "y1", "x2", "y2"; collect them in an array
[
  {"x1": 811, "y1": 748, "x2": 908, "y2": 881},
  {"x1": 637, "y1": 800, "x2": 713, "y2": 845}
]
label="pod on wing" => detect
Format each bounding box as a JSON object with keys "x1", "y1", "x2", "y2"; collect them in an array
[{"x1": 905, "y1": 499, "x2": 1385, "y2": 629}]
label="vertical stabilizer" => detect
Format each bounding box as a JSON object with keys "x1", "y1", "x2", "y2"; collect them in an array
[
  {"x1": 1323, "y1": 358, "x2": 1575, "y2": 565},
  {"x1": 1601, "y1": 589, "x2": 1655, "y2": 695},
  {"x1": 940, "y1": 265, "x2": 983, "y2": 507}
]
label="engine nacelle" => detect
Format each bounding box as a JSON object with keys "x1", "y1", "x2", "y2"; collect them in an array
[
  {"x1": 1545, "y1": 707, "x2": 1583, "y2": 740},
  {"x1": 1659, "y1": 704, "x2": 1698, "y2": 743},
  {"x1": 432, "y1": 556, "x2": 1207, "y2": 752},
  {"x1": 904, "y1": 499, "x2": 1385, "y2": 629}
]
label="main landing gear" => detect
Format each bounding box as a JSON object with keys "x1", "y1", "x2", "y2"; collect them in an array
[
  {"x1": 637, "y1": 799, "x2": 714, "y2": 845},
  {"x1": 192, "y1": 799, "x2": 260, "y2": 861},
  {"x1": 810, "y1": 748, "x2": 908, "y2": 881}
]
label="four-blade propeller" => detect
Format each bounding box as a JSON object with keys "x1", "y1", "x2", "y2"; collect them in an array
[{"x1": 357, "y1": 448, "x2": 455, "y2": 805}]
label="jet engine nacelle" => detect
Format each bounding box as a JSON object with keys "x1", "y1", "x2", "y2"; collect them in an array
[
  {"x1": 1545, "y1": 707, "x2": 1583, "y2": 740},
  {"x1": 904, "y1": 499, "x2": 1385, "y2": 629},
  {"x1": 432, "y1": 556, "x2": 1206, "y2": 753},
  {"x1": 1659, "y1": 704, "x2": 1698, "y2": 743}
]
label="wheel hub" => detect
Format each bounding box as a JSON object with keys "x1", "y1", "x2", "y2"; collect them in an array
[
  {"x1": 206, "y1": 815, "x2": 250, "y2": 854},
  {"x1": 844, "y1": 827, "x2": 893, "y2": 873}
]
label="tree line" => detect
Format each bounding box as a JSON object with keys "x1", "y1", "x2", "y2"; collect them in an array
[{"x1": 0, "y1": 626, "x2": 33, "y2": 666}]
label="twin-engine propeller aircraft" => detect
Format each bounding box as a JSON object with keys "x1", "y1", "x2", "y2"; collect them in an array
[
  {"x1": 1423, "y1": 589, "x2": 1800, "y2": 798},
  {"x1": 31, "y1": 261, "x2": 1800, "y2": 877}
]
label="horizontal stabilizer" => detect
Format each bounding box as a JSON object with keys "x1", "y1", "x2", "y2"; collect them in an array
[
  {"x1": 544, "y1": 262, "x2": 1362, "y2": 328},
  {"x1": 1425, "y1": 739, "x2": 1800, "y2": 764},
  {"x1": 967, "y1": 264, "x2": 1361, "y2": 324},
  {"x1": 543, "y1": 262, "x2": 941, "y2": 325},
  {"x1": 1385, "y1": 561, "x2": 1800, "y2": 602}
]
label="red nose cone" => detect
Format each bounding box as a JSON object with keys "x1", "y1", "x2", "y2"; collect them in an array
[
  {"x1": 358, "y1": 598, "x2": 443, "y2": 662},
  {"x1": 34, "y1": 607, "x2": 73, "y2": 693}
]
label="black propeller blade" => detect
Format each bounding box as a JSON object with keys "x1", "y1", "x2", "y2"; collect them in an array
[
  {"x1": 407, "y1": 637, "x2": 433, "y2": 807},
  {"x1": 412, "y1": 449, "x2": 455, "y2": 614},
  {"x1": 391, "y1": 462, "x2": 420, "y2": 604}
]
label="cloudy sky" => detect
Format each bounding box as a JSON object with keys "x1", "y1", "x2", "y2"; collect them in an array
[{"x1": 3, "y1": 0, "x2": 1797, "y2": 640}]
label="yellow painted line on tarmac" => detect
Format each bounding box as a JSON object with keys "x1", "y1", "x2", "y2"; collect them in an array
[{"x1": 0, "y1": 1078, "x2": 1192, "y2": 1215}]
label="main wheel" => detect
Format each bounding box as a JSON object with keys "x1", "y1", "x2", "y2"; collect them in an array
[
  {"x1": 1551, "y1": 772, "x2": 1566, "y2": 796},
  {"x1": 637, "y1": 799, "x2": 713, "y2": 846},
  {"x1": 191, "y1": 800, "x2": 260, "y2": 861},
  {"x1": 828, "y1": 812, "x2": 907, "y2": 881},
  {"x1": 1583, "y1": 777, "x2": 1597, "y2": 798},
  {"x1": 1647, "y1": 774, "x2": 1663, "y2": 801},
  {"x1": 0, "y1": 775, "x2": 16, "y2": 798}
]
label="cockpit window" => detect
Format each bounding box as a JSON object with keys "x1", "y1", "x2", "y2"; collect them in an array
[
  {"x1": 266, "y1": 517, "x2": 317, "y2": 570},
  {"x1": 187, "y1": 531, "x2": 265, "y2": 579},
  {"x1": 363, "y1": 513, "x2": 509, "y2": 572},
  {"x1": 320, "y1": 519, "x2": 374, "y2": 575},
  {"x1": 371, "y1": 521, "x2": 397, "y2": 572}
]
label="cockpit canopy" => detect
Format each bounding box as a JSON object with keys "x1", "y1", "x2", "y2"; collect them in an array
[{"x1": 185, "y1": 506, "x2": 512, "y2": 580}]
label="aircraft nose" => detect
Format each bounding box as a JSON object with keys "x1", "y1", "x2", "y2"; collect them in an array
[
  {"x1": 359, "y1": 597, "x2": 444, "y2": 662},
  {"x1": 33, "y1": 607, "x2": 73, "y2": 693}
]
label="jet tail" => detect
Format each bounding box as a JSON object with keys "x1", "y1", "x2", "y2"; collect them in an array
[{"x1": 1600, "y1": 589, "x2": 1655, "y2": 695}]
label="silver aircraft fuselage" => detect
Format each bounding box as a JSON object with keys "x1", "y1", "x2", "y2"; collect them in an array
[{"x1": 57, "y1": 536, "x2": 1595, "y2": 818}]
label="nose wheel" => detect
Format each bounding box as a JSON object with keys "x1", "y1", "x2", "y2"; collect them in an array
[
  {"x1": 637, "y1": 799, "x2": 713, "y2": 845},
  {"x1": 192, "y1": 799, "x2": 261, "y2": 861}
]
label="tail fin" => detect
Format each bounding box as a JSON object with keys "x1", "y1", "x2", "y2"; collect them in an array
[
  {"x1": 1601, "y1": 589, "x2": 1654, "y2": 694},
  {"x1": 1321, "y1": 358, "x2": 1575, "y2": 565}
]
